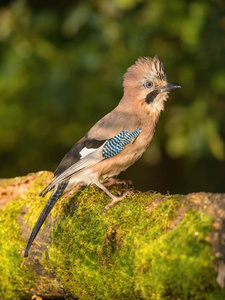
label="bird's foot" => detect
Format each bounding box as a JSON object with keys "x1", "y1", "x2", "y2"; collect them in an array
[
  {"x1": 94, "y1": 180, "x2": 134, "y2": 212},
  {"x1": 102, "y1": 191, "x2": 133, "y2": 212},
  {"x1": 104, "y1": 178, "x2": 133, "y2": 187}
]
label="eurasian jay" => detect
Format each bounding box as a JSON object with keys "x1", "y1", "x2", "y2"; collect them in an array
[{"x1": 24, "y1": 55, "x2": 180, "y2": 257}]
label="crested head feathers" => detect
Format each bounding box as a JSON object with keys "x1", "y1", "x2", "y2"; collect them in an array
[{"x1": 123, "y1": 55, "x2": 167, "y2": 89}]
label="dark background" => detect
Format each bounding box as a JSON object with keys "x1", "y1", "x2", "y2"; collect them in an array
[{"x1": 0, "y1": 0, "x2": 224, "y2": 194}]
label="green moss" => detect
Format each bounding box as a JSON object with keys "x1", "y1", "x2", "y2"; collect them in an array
[
  {"x1": 0, "y1": 171, "x2": 53, "y2": 300},
  {"x1": 1, "y1": 172, "x2": 224, "y2": 299},
  {"x1": 0, "y1": 201, "x2": 33, "y2": 300},
  {"x1": 45, "y1": 188, "x2": 182, "y2": 299},
  {"x1": 135, "y1": 210, "x2": 224, "y2": 299},
  {"x1": 44, "y1": 187, "x2": 225, "y2": 299}
]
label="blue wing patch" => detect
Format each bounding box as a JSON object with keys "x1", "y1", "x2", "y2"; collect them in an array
[{"x1": 102, "y1": 127, "x2": 141, "y2": 159}]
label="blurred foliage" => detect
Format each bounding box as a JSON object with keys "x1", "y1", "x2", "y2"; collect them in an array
[{"x1": 0, "y1": 0, "x2": 224, "y2": 193}]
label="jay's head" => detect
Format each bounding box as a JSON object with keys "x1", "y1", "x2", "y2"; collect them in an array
[{"x1": 123, "y1": 55, "x2": 180, "y2": 114}]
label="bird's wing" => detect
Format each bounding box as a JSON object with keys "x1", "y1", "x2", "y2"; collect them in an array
[
  {"x1": 55, "y1": 110, "x2": 141, "y2": 177},
  {"x1": 41, "y1": 111, "x2": 141, "y2": 195},
  {"x1": 87, "y1": 110, "x2": 141, "y2": 141}
]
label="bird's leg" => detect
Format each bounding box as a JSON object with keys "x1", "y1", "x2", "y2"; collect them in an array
[
  {"x1": 104, "y1": 177, "x2": 133, "y2": 187},
  {"x1": 95, "y1": 181, "x2": 132, "y2": 212}
]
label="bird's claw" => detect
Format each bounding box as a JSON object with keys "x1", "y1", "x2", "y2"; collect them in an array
[{"x1": 102, "y1": 191, "x2": 133, "y2": 213}]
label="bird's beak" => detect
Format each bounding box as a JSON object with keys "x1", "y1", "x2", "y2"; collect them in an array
[{"x1": 161, "y1": 82, "x2": 181, "y2": 93}]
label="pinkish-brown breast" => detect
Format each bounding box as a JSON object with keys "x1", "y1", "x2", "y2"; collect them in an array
[{"x1": 90, "y1": 111, "x2": 160, "y2": 181}]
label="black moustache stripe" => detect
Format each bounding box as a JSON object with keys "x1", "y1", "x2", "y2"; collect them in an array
[{"x1": 145, "y1": 90, "x2": 160, "y2": 104}]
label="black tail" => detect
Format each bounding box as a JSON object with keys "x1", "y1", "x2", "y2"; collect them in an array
[{"x1": 24, "y1": 182, "x2": 68, "y2": 257}]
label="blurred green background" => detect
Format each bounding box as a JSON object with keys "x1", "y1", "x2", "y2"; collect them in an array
[{"x1": 0, "y1": 0, "x2": 224, "y2": 194}]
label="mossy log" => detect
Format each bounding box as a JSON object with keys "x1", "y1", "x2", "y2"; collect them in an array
[{"x1": 0, "y1": 171, "x2": 225, "y2": 300}]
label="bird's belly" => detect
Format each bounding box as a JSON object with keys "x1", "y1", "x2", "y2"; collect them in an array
[
  {"x1": 102, "y1": 152, "x2": 141, "y2": 178},
  {"x1": 64, "y1": 168, "x2": 94, "y2": 193},
  {"x1": 91, "y1": 136, "x2": 152, "y2": 181}
]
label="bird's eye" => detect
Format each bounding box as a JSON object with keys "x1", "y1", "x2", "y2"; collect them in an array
[{"x1": 145, "y1": 81, "x2": 153, "y2": 88}]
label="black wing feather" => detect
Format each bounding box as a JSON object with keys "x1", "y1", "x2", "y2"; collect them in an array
[{"x1": 54, "y1": 137, "x2": 105, "y2": 177}]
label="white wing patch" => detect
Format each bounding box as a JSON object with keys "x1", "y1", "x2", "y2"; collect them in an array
[
  {"x1": 43, "y1": 146, "x2": 105, "y2": 193},
  {"x1": 80, "y1": 147, "x2": 96, "y2": 159}
]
